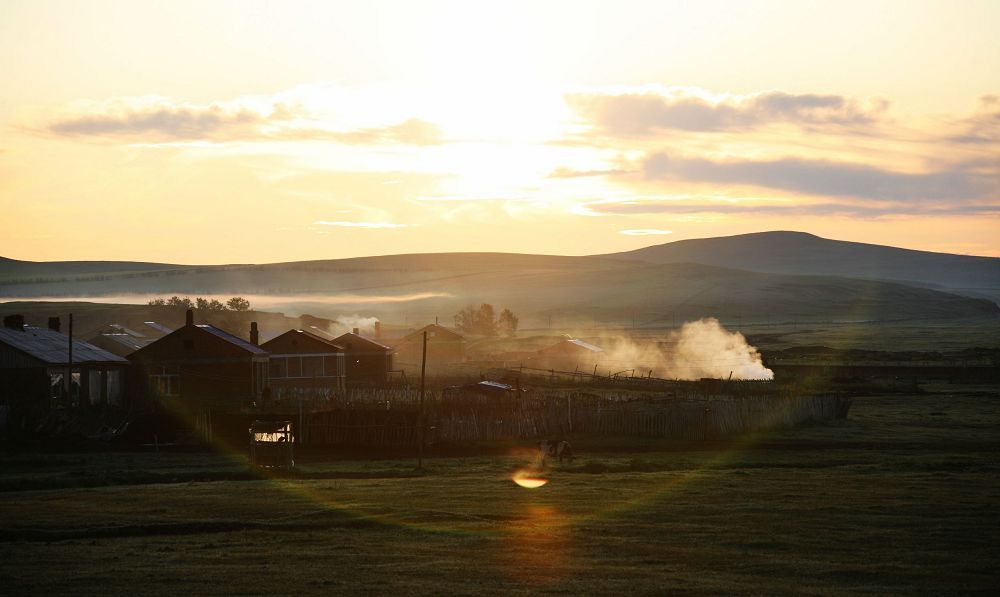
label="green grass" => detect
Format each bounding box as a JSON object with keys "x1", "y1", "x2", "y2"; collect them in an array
[{"x1": 1, "y1": 386, "x2": 998, "y2": 595}]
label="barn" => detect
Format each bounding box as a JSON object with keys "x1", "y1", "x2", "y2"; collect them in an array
[
  {"x1": 331, "y1": 329, "x2": 394, "y2": 386},
  {"x1": 394, "y1": 323, "x2": 465, "y2": 370},
  {"x1": 0, "y1": 315, "x2": 129, "y2": 431},
  {"x1": 128, "y1": 310, "x2": 268, "y2": 410},
  {"x1": 261, "y1": 329, "x2": 346, "y2": 399}
]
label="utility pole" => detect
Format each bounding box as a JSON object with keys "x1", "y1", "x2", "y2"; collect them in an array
[
  {"x1": 418, "y1": 330, "x2": 427, "y2": 470},
  {"x1": 65, "y1": 313, "x2": 74, "y2": 404}
]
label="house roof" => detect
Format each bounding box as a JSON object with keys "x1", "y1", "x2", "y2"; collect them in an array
[
  {"x1": 261, "y1": 329, "x2": 344, "y2": 353},
  {"x1": 400, "y1": 323, "x2": 464, "y2": 343},
  {"x1": 142, "y1": 321, "x2": 173, "y2": 335},
  {"x1": 95, "y1": 333, "x2": 148, "y2": 352},
  {"x1": 538, "y1": 338, "x2": 605, "y2": 354},
  {"x1": 195, "y1": 324, "x2": 269, "y2": 355},
  {"x1": 331, "y1": 332, "x2": 392, "y2": 353},
  {"x1": 0, "y1": 326, "x2": 129, "y2": 365}
]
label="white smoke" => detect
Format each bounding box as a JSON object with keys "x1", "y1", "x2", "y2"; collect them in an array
[
  {"x1": 597, "y1": 318, "x2": 773, "y2": 381},
  {"x1": 327, "y1": 314, "x2": 380, "y2": 336},
  {"x1": 666, "y1": 318, "x2": 772, "y2": 380}
]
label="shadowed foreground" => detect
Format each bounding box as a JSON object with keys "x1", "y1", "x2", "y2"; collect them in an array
[{"x1": 0, "y1": 387, "x2": 997, "y2": 595}]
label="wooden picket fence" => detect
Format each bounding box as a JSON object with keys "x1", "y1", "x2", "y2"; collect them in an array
[{"x1": 297, "y1": 388, "x2": 851, "y2": 447}]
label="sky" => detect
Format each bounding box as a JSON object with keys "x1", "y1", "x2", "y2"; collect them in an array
[{"x1": 1, "y1": 0, "x2": 998, "y2": 263}]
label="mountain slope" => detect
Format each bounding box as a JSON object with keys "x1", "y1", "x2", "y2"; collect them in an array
[{"x1": 603, "y1": 231, "x2": 1000, "y2": 298}]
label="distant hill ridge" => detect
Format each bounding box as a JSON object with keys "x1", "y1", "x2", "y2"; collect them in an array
[{"x1": 602, "y1": 231, "x2": 1000, "y2": 296}]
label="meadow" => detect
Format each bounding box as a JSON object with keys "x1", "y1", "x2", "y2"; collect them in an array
[{"x1": 0, "y1": 385, "x2": 997, "y2": 595}]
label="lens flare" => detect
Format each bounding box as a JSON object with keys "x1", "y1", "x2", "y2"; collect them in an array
[{"x1": 512, "y1": 469, "x2": 549, "y2": 488}]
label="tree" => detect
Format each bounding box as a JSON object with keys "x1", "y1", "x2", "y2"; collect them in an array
[
  {"x1": 498, "y1": 308, "x2": 519, "y2": 336},
  {"x1": 147, "y1": 298, "x2": 166, "y2": 306},
  {"x1": 453, "y1": 303, "x2": 512, "y2": 336},
  {"x1": 227, "y1": 296, "x2": 251, "y2": 312},
  {"x1": 195, "y1": 297, "x2": 210, "y2": 311},
  {"x1": 167, "y1": 296, "x2": 194, "y2": 309}
]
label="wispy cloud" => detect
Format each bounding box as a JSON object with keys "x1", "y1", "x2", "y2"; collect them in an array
[
  {"x1": 618, "y1": 229, "x2": 673, "y2": 236},
  {"x1": 567, "y1": 87, "x2": 889, "y2": 135},
  {"x1": 40, "y1": 96, "x2": 445, "y2": 145},
  {"x1": 311, "y1": 220, "x2": 409, "y2": 229},
  {"x1": 946, "y1": 94, "x2": 1000, "y2": 145},
  {"x1": 641, "y1": 153, "x2": 997, "y2": 201},
  {"x1": 579, "y1": 197, "x2": 1000, "y2": 218}
]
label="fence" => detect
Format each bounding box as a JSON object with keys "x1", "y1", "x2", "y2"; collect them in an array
[{"x1": 297, "y1": 387, "x2": 851, "y2": 447}]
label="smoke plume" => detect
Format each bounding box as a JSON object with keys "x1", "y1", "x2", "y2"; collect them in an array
[
  {"x1": 599, "y1": 318, "x2": 773, "y2": 380},
  {"x1": 666, "y1": 318, "x2": 772, "y2": 380},
  {"x1": 327, "y1": 314, "x2": 380, "y2": 336}
]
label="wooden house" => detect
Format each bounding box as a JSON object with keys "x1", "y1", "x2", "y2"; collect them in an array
[
  {"x1": 533, "y1": 338, "x2": 605, "y2": 372},
  {"x1": 0, "y1": 315, "x2": 129, "y2": 431},
  {"x1": 394, "y1": 323, "x2": 465, "y2": 370},
  {"x1": 331, "y1": 329, "x2": 394, "y2": 386},
  {"x1": 261, "y1": 329, "x2": 346, "y2": 399},
  {"x1": 128, "y1": 310, "x2": 268, "y2": 410}
]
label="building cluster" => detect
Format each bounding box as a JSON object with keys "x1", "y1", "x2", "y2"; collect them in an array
[{"x1": 1, "y1": 309, "x2": 610, "y2": 433}]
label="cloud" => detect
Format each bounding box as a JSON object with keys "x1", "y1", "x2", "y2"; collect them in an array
[
  {"x1": 311, "y1": 220, "x2": 409, "y2": 229},
  {"x1": 567, "y1": 87, "x2": 889, "y2": 135},
  {"x1": 618, "y1": 229, "x2": 673, "y2": 236},
  {"x1": 547, "y1": 166, "x2": 633, "y2": 178},
  {"x1": 947, "y1": 94, "x2": 1000, "y2": 145},
  {"x1": 641, "y1": 153, "x2": 997, "y2": 201},
  {"x1": 318, "y1": 118, "x2": 444, "y2": 146},
  {"x1": 42, "y1": 97, "x2": 445, "y2": 145},
  {"x1": 578, "y1": 197, "x2": 1000, "y2": 218}
]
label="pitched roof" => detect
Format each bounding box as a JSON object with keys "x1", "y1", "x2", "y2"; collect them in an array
[
  {"x1": 331, "y1": 332, "x2": 392, "y2": 352},
  {"x1": 0, "y1": 326, "x2": 129, "y2": 365},
  {"x1": 261, "y1": 329, "x2": 344, "y2": 353},
  {"x1": 142, "y1": 321, "x2": 173, "y2": 335},
  {"x1": 538, "y1": 338, "x2": 604, "y2": 354},
  {"x1": 95, "y1": 333, "x2": 148, "y2": 351},
  {"x1": 401, "y1": 323, "x2": 464, "y2": 343},
  {"x1": 195, "y1": 324, "x2": 269, "y2": 355}
]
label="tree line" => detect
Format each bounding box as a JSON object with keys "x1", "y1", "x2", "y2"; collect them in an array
[{"x1": 147, "y1": 296, "x2": 251, "y2": 312}]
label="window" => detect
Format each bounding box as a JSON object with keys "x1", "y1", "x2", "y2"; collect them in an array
[
  {"x1": 149, "y1": 366, "x2": 179, "y2": 397},
  {"x1": 302, "y1": 356, "x2": 323, "y2": 377},
  {"x1": 269, "y1": 358, "x2": 287, "y2": 379},
  {"x1": 287, "y1": 357, "x2": 301, "y2": 377}
]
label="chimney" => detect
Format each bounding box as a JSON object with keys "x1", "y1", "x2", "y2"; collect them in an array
[
  {"x1": 374, "y1": 321, "x2": 381, "y2": 339},
  {"x1": 250, "y1": 322, "x2": 259, "y2": 346},
  {"x1": 435, "y1": 316, "x2": 439, "y2": 325},
  {"x1": 185, "y1": 309, "x2": 194, "y2": 327},
  {"x1": 48, "y1": 317, "x2": 61, "y2": 332},
  {"x1": 352, "y1": 327, "x2": 360, "y2": 335},
  {"x1": 3, "y1": 314, "x2": 25, "y2": 331}
]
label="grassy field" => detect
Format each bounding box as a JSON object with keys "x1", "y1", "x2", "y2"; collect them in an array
[{"x1": 1, "y1": 385, "x2": 998, "y2": 595}]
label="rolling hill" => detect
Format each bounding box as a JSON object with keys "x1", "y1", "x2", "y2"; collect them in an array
[
  {"x1": 1, "y1": 247, "x2": 996, "y2": 328},
  {"x1": 603, "y1": 231, "x2": 1000, "y2": 299}
]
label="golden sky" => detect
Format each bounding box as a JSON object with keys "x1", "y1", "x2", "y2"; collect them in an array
[{"x1": 1, "y1": 0, "x2": 998, "y2": 262}]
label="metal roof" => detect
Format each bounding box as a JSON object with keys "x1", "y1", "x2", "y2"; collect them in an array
[
  {"x1": 143, "y1": 321, "x2": 173, "y2": 335},
  {"x1": 567, "y1": 339, "x2": 604, "y2": 353},
  {"x1": 195, "y1": 324, "x2": 269, "y2": 355},
  {"x1": 97, "y1": 333, "x2": 148, "y2": 351},
  {"x1": 0, "y1": 326, "x2": 129, "y2": 365}
]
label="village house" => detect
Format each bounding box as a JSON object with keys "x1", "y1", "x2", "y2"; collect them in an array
[
  {"x1": 331, "y1": 329, "x2": 394, "y2": 386},
  {"x1": 127, "y1": 310, "x2": 268, "y2": 410},
  {"x1": 0, "y1": 315, "x2": 129, "y2": 430},
  {"x1": 261, "y1": 329, "x2": 346, "y2": 399},
  {"x1": 393, "y1": 323, "x2": 465, "y2": 370},
  {"x1": 533, "y1": 337, "x2": 605, "y2": 372}
]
